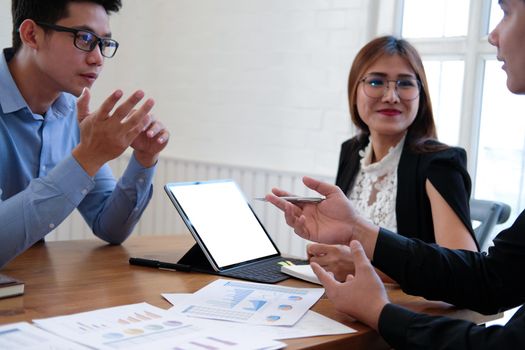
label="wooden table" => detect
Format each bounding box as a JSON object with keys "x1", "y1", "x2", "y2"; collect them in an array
[{"x1": 0, "y1": 235, "x2": 500, "y2": 349}]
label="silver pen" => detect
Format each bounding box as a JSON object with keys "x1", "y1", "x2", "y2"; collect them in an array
[{"x1": 254, "y1": 196, "x2": 325, "y2": 203}]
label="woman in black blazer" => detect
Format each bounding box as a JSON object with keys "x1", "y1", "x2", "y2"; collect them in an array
[{"x1": 308, "y1": 36, "x2": 478, "y2": 282}]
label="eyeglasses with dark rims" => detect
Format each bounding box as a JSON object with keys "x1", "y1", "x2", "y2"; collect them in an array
[{"x1": 36, "y1": 22, "x2": 119, "y2": 58}]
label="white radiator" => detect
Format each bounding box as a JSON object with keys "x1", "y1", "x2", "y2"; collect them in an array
[{"x1": 46, "y1": 155, "x2": 334, "y2": 258}]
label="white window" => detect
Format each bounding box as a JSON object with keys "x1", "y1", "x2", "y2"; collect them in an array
[
  {"x1": 377, "y1": 0, "x2": 520, "y2": 239},
  {"x1": 402, "y1": 0, "x2": 470, "y2": 38},
  {"x1": 423, "y1": 60, "x2": 464, "y2": 145}
]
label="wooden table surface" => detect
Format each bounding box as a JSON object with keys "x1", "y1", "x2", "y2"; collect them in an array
[{"x1": 0, "y1": 235, "x2": 500, "y2": 349}]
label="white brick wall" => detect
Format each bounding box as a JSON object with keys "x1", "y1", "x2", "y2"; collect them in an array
[
  {"x1": 0, "y1": 0, "x2": 373, "y2": 176},
  {"x1": 90, "y1": 0, "x2": 372, "y2": 176}
]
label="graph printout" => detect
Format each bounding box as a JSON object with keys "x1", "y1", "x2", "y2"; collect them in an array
[
  {"x1": 163, "y1": 293, "x2": 357, "y2": 340},
  {"x1": 32, "y1": 302, "x2": 283, "y2": 350},
  {"x1": 169, "y1": 279, "x2": 324, "y2": 326},
  {"x1": 0, "y1": 322, "x2": 88, "y2": 349}
]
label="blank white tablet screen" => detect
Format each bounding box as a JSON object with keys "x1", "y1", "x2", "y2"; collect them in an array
[{"x1": 167, "y1": 181, "x2": 279, "y2": 268}]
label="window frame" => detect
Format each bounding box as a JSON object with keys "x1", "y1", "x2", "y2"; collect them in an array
[{"x1": 372, "y1": 0, "x2": 497, "y2": 190}]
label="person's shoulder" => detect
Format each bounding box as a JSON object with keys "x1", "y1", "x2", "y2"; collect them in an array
[
  {"x1": 415, "y1": 141, "x2": 467, "y2": 168},
  {"x1": 418, "y1": 140, "x2": 465, "y2": 157}
]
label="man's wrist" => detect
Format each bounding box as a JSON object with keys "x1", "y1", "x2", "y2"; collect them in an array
[
  {"x1": 351, "y1": 218, "x2": 380, "y2": 260},
  {"x1": 133, "y1": 150, "x2": 158, "y2": 168},
  {"x1": 367, "y1": 300, "x2": 389, "y2": 331},
  {"x1": 72, "y1": 146, "x2": 105, "y2": 177}
]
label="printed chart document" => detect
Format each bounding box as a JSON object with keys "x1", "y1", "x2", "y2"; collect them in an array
[
  {"x1": 164, "y1": 293, "x2": 357, "y2": 340},
  {"x1": 33, "y1": 302, "x2": 284, "y2": 350},
  {"x1": 0, "y1": 322, "x2": 88, "y2": 349},
  {"x1": 169, "y1": 279, "x2": 324, "y2": 326},
  {"x1": 260, "y1": 310, "x2": 357, "y2": 339}
]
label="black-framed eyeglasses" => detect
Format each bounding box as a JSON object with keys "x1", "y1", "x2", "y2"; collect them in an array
[
  {"x1": 36, "y1": 22, "x2": 119, "y2": 58},
  {"x1": 360, "y1": 75, "x2": 421, "y2": 101}
]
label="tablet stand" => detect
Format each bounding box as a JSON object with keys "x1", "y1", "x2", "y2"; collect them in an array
[{"x1": 177, "y1": 244, "x2": 216, "y2": 273}]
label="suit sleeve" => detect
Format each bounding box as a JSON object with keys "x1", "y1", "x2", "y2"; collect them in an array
[
  {"x1": 426, "y1": 147, "x2": 477, "y2": 248},
  {"x1": 374, "y1": 224, "x2": 525, "y2": 348},
  {"x1": 379, "y1": 303, "x2": 525, "y2": 349},
  {"x1": 373, "y1": 221, "x2": 525, "y2": 314}
]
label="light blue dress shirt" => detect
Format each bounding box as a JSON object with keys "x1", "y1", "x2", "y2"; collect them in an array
[{"x1": 0, "y1": 48, "x2": 155, "y2": 268}]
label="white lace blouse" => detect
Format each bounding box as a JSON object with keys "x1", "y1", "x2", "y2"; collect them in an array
[{"x1": 348, "y1": 136, "x2": 406, "y2": 233}]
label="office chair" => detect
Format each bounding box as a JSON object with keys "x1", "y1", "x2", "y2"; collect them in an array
[{"x1": 470, "y1": 199, "x2": 511, "y2": 250}]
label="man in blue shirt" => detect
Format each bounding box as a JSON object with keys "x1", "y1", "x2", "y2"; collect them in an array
[{"x1": 0, "y1": 0, "x2": 169, "y2": 267}]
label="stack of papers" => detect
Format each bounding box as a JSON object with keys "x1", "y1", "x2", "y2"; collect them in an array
[
  {"x1": 33, "y1": 302, "x2": 283, "y2": 350},
  {"x1": 165, "y1": 278, "x2": 356, "y2": 340},
  {"x1": 0, "y1": 279, "x2": 356, "y2": 349}
]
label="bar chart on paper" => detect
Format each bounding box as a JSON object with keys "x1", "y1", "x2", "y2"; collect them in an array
[
  {"x1": 207, "y1": 287, "x2": 253, "y2": 309},
  {"x1": 32, "y1": 302, "x2": 285, "y2": 349},
  {"x1": 0, "y1": 322, "x2": 88, "y2": 349},
  {"x1": 116, "y1": 310, "x2": 162, "y2": 325},
  {"x1": 32, "y1": 303, "x2": 199, "y2": 349},
  {"x1": 45, "y1": 306, "x2": 165, "y2": 334},
  {"x1": 170, "y1": 279, "x2": 324, "y2": 326}
]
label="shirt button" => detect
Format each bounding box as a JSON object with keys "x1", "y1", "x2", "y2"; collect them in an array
[
  {"x1": 138, "y1": 178, "x2": 145, "y2": 183},
  {"x1": 81, "y1": 189, "x2": 88, "y2": 195},
  {"x1": 49, "y1": 223, "x2": 55, "y2": 229}
]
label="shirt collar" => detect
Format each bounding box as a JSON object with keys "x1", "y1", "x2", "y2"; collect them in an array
[
  {"x1": 359, "y1": 134, "x2": 406, "y2": 174},
  {"x1": 0, "y1": 48, "x2": 28, "y2": 114},
  {"x1": 0, "y1": 47, "x2": 73, "y2": 119}
]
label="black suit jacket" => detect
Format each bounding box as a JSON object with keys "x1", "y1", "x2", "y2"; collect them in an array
[
  {"x1": 335, "y1": 136, "x2": 477, "y2": 247},
  {"x1": 376, "y1": 211, "x2": 525, "y2": 349}
]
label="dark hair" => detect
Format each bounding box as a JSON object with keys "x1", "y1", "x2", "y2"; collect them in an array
[
  {"x1": 348, "y1": 35, "x2": 444, "y2": 153},
  {"x1": 12, "y1": 0, "x2": 122, "y2": 53}
]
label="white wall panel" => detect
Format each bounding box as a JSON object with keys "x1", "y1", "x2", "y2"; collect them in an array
[{"x1": 47, "y1": 155, "x2": 334, "y2": 258}]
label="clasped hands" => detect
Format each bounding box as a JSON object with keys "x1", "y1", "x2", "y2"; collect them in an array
[
  {"x1": 265, "y1": 176, "x2": 388, "y2": 330},
  {"x1": 72, "y1": 88, "x2": 169, "y2": 176}
]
